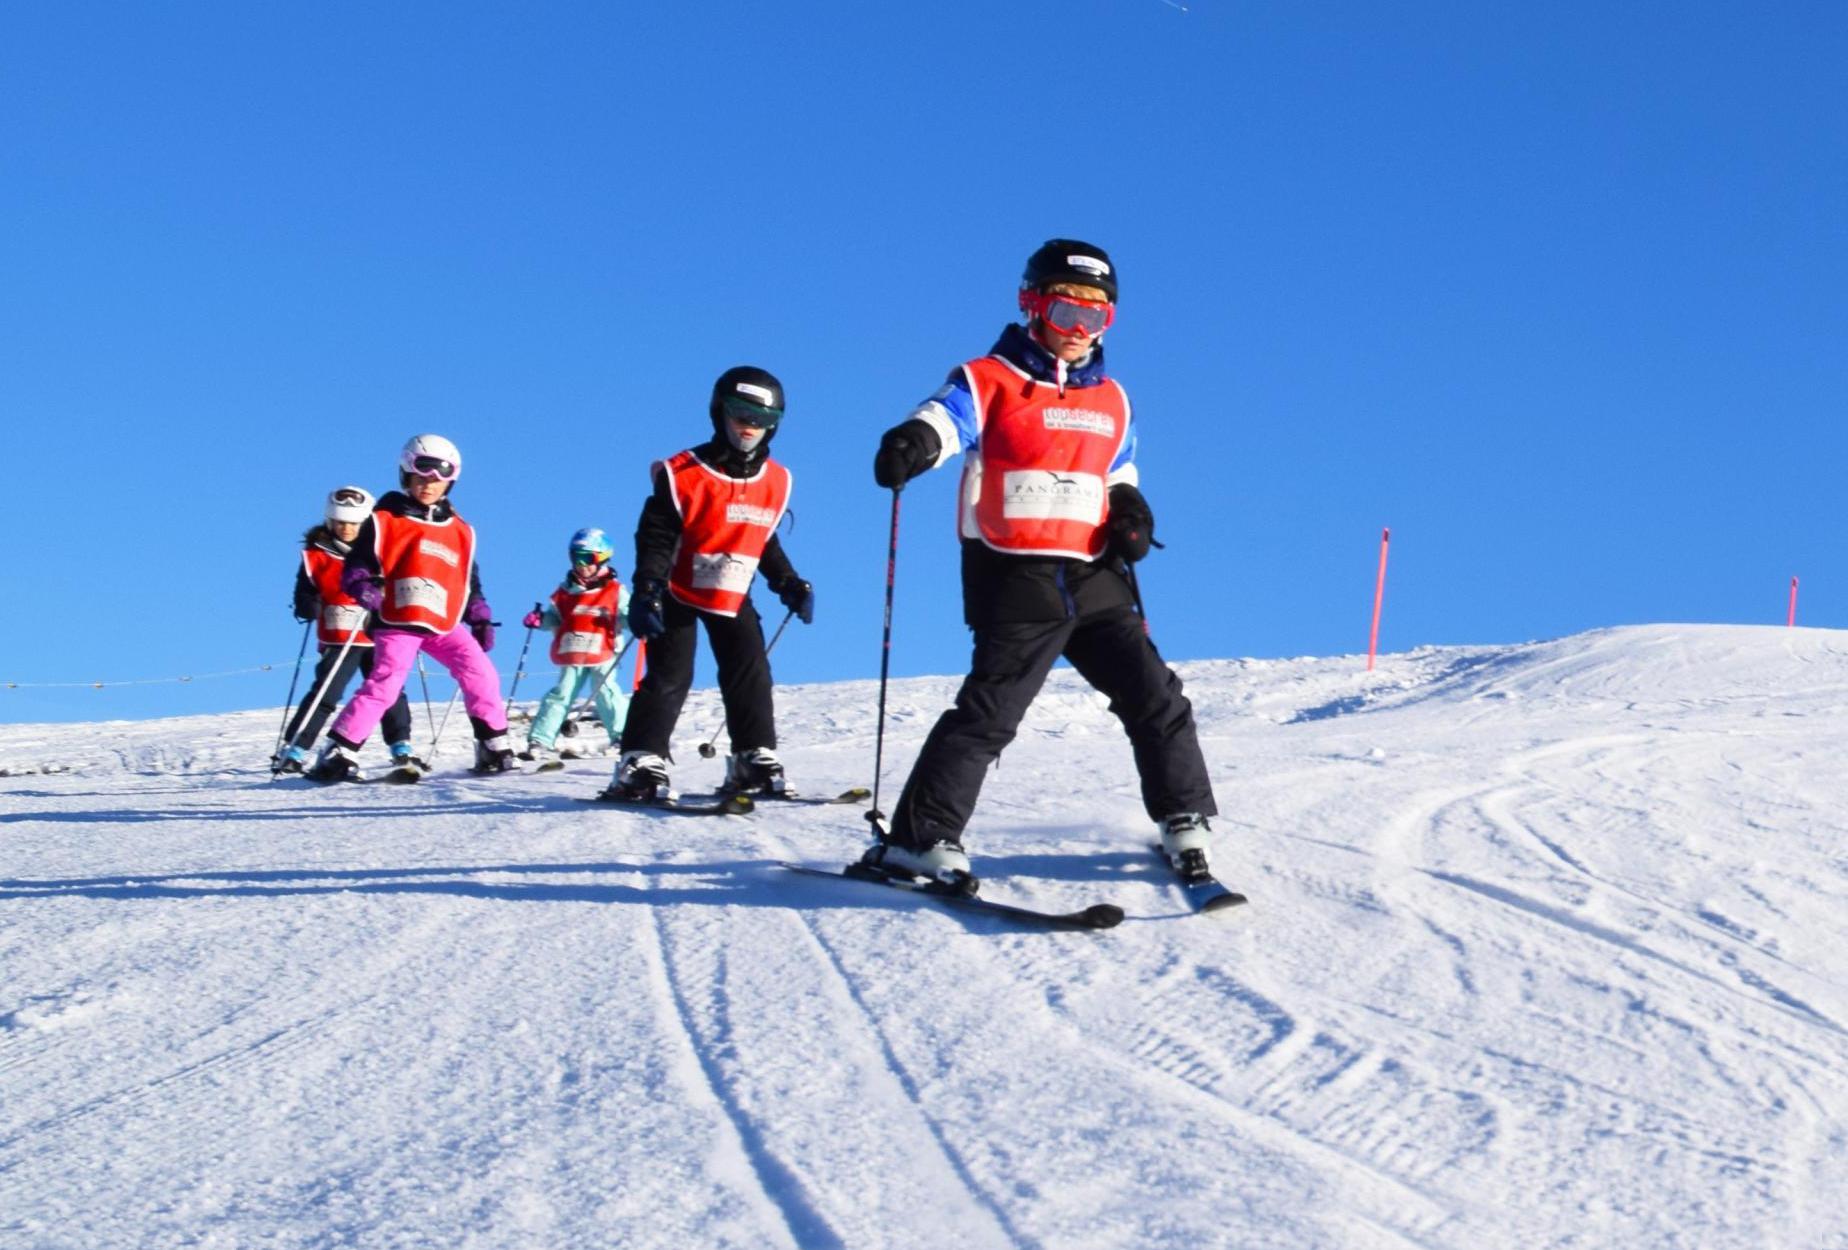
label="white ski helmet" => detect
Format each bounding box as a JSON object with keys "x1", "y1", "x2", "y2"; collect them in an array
[
  {"x1": 400, "y1": 433, "x2": 462, "y2": 482},
  {"x1": 324, "y1": 485, "x2": 376, "y2": 525}
]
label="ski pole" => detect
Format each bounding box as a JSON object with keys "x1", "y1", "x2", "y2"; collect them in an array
[
  {"x1": 503, "y1": 605, "x2": 541, "y2": 720},
  {"x1": 867, "y1": 488, "x2": 903, "y2": 831},
  {"x1": 271, "y1": 619, "x2": 314, "y2": 763},
  {"x1": 417, "y1": 654, "x2": 439, "y2": 744},
  {"x1": 696, "y1": 608, "x2": 796, "y2": 759},
  {"x1": 280, "y1": 620, "x2": 364, "y2": 764},
  {"x1": 427, "y1": 687, "x2": 461, "y2": 763},
  {"x1": 1126, "y1": 562, "x2": 1151, "y2": 637},
  {"x1": 567, "y1": 632, "x2": 635, "y2": 730}
]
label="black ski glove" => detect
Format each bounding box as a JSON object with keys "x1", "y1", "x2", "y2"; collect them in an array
[
  {"x1": 1106, "y1": 483, "x2": 1155, "y2": 564},
  {"x1": 627, "y1": 578, "x2": 668, "y2": 641},
  {"x1": 873, "y1": 419, "x2": 941, "y2": 489},
  {"x1": 775, "y1": 577, "x2": 815, "y2": 625}
]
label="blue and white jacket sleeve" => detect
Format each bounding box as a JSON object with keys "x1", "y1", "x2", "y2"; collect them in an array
[{"x1": 907, "y1": 374, "x2": 982, "y2": 471}]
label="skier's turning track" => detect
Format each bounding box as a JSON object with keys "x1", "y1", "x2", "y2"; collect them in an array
[{"x1": 4, "y1": 625, "x2": 1847, "y2": 1248}]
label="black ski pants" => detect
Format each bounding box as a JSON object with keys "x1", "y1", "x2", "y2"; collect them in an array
[
  {"x1": 620, "y1": 594, "x2": 776, "y2": 758},
  {"x1": 284, "y1": 645, "x2": 412, "y2": 752},
  {"x1": 890, "y1": 603, "x2": 1216, "y2": 850}
]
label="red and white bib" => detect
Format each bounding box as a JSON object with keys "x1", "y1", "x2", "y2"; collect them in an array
[
  {"x1": 550, "y1": 578, "x2": 623, "y2": 665},
  {"x1": 303, "y1": 546, "x2": 372, "y2": 648},
  {"x1": 371, "y1": 510, "x2": 477, "y2": 634},
  {"x1": 956, "y1": 355, "x2": 1132, "y2": 560},
  {"x1": 659, "y1": 449, "x2": 792, "y2": 618}
]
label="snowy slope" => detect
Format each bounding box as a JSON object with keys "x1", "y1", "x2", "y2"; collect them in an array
[{"x1": 4, "y1": 625, "x2": 1847, "y2": 1250}]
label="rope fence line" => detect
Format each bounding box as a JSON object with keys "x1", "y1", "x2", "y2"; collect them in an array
[{"x1": 5, "y1": 661, "x2": 303, "y2": 691}]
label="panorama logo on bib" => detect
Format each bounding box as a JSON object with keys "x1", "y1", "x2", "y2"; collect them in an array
[
  {"x1": 999, "y1": 470, "x2": 1105, "y2": 522},
  {"x1": 689, "y1": 552, "x2": 759, "y2": 592}
]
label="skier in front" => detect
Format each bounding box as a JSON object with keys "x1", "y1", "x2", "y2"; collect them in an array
[
  {"x1": 274, "y1": 485, "x2": 418, "y2": 775},
  {"x1": 517, "y1": 527, "x2": 631, "y2": 764},
  {"x1": 602, "y1": 366, "x2": 814, "y2": 803},
  {"x1": 860, "y1": 239, "x2": 1217, "y2": 892},
  {"x1": 307, "y1": 435, "x2": 517, "y2": 780}
]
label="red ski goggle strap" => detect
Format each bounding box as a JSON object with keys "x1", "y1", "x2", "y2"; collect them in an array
[
  {"x1": 1022, "y1": 290, "x2": 1115, "y2": 337},
  {"x1": 407, "y1": 455, "x2": 459, "y2": 481}
]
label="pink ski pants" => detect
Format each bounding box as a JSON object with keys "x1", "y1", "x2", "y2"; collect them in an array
[{"x1": 330, "y1": 625, "x2": 506, "y2": 746}]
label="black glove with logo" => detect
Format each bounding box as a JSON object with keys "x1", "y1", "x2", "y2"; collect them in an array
[
  {"x1": 775, "y1": 577, "x2": 815, "y2": 625},
  {"x1": 873, "y1": 419, "x2": 942, "y2": 489},
  {"x1": 627, "y1": 578, "x2": 668, "y2": 641},
  {"x1": 1106, "y1": 483, "x2": 1155, "y2": 564}
]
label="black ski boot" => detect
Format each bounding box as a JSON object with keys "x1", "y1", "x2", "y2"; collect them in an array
[{"x1": 472, "y1": 734, "x2": 517, "y2": 774}]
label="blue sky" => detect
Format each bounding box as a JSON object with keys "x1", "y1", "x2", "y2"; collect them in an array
[{"x1": 3, "y1": 1, "x2": 1843, "y2": 724}]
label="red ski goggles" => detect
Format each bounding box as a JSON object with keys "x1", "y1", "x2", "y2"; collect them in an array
[
  {"x1": 406, "y1": 454, "x2": 459, "y2": 481},
  {"x1": 1021, "y1": 290, "x2": 1116, "y2": 337}
]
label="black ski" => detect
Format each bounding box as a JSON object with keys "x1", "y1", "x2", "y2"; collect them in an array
[
  {"x1": 366, "y1": 765, "x2": 424, "y2": 785},
  {"x1": 1150, "y1": 844, "x2": 1247, "y2": 915},
  {"x1": 579, "y1": 791, "x2": 754, "y2": 817},
  {"x1": 781, "y1": 862, "x2": 1123, "y2": 930},
  {"x1": 711, "y1": 786, "x2": 871, "y2": 807}
]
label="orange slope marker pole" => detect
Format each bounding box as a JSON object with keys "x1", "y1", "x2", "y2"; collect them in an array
[{"x1": 1367, "y1": 528, "x2": 1391, "y2": 671}]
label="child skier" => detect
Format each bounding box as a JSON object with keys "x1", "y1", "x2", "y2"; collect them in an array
[
  {"x1": 274, "y1": 486, "x2": 418, "y2": 775},
  {"x1": 517, "y1": 527, "x2": 631, "y2": 763},
  {"x1": 602, "y1": 365, "x2": 815, "y2": 802},
  {"x1": 861, "y1": 239, "x2": 1218, "y2": 892},
  {"x1": 307, "y1": 434, "x2": 517, "y2": 780}
]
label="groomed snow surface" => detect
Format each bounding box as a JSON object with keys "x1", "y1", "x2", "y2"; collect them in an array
[{"x1": 4, "y1": 624, "x2": 1847, "y2": 1250}]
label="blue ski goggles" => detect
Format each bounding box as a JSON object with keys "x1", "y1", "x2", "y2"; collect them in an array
[{"x1": 720, "y1": 397, "x2": 782, "y2": 430}]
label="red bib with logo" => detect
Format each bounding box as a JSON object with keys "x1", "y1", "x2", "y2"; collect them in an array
[
  {"x1": 372, "y1": 510, "x2": 477, "y2": 634},
  {"x1": 303, "y1": 546, "x2": 373, "y2": 648},
  {"x1": 660, "y1": 449, "x2": 792, "y2": 618},
  {"x1": 958, "y1": 355, "x2": 1131, "y2": 559},
  {"x1": 550, "y1": 578, "x2": 623, "y2": 665}
]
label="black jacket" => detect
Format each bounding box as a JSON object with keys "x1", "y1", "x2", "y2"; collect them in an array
[
  {"x1": 291, "y1": 527, "x2": 348, "y2": 622},
  {"x1": 632, "y1": 440, "x2": 799, "y2": 595},
  {"x1": 343, "y1": 491, "x2": 486, "y2": 612}
]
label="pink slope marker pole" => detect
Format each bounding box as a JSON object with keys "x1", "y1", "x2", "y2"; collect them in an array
[
  {"x1": 1367, "y1": 527, "x2": 1391, "y2": 671},
  {"x1": 1788, "y1": 576, "x2": 1799, "y2": 628}
]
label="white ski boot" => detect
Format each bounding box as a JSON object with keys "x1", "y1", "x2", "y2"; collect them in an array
[
  {"x1": 1160, "y1": 812, "x2": 1213, "y2": 883},
  {"x1": 604, "y1": 751, "x2": 674, "y2": 802},
  {"x1": 306, "y1": 741, "x2": 362, "y2": 783},
  {"x1": 858, "y1": 838, "x2": 976, "y2": 893},
  {"x1": 722, "y1": 747, "x2": 787, "y2": 795}
]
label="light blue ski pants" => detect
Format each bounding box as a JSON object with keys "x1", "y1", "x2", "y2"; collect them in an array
[{"x1": 528, "y1": 659, "x2": 627, "y2": 748}]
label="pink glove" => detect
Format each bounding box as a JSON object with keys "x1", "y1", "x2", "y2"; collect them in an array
[{"x1": 522, "y1": 609, "x2": 544, "y2": 629}]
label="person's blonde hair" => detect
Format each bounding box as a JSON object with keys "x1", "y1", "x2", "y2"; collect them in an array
[{"x1": 1043, "y1": 281, "x2": 1112, "y2": 303}]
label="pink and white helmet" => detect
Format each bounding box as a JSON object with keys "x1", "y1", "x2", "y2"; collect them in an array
[{"x1": 400, "y1": 433, "x2": 462, "y2": 482}]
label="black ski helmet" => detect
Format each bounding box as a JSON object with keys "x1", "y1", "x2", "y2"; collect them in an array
[
  {"x1": 709, "y1": 365, "x2": 785, "y2": 439},
  {"x1": 1021, "y1": 238, "x2": 1117, "y2": 303}
]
